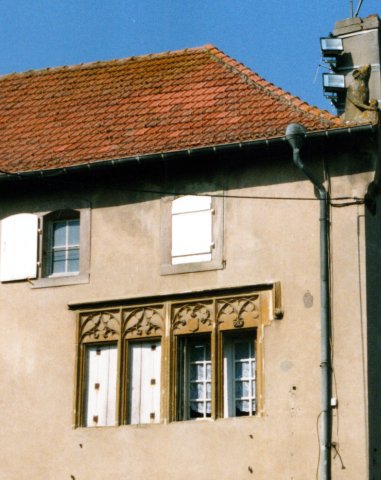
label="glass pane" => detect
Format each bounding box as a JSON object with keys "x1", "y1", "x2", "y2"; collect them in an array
[
  {"x1": 235, "y1": 380, "x2": 250, "y2": 398},
  {"x1": 190, "y1": 363, "x2": 204, "y2": 381},
  {"x1": 190, "y1": 344, "x2": 205, "y2": 362},
  {"x1": 52, "y1": 249, "x2": 66, "y2": 274},
  {"x1": 68, "y1": 219, "x2": 80, "y2": 244},
  {"x1": 53, "y1": 221, "x2": 66, "y2": 247},
  {"x1": 235, "y1": 361, "x2": 250, "y2": 379},
  {"x1": 67, "y1": 248, "x2": 80, "y2": 272},
  {"x1": 235, "y1": 341, "x2": 249, "y2": 360},
  {"x1": 206, "y1": 382, "x2": 211, "y2": 398},
  {"x1": 206, "y1": 363, "x2": 212, "y2": 380},
  {"x1": 190, "y1": 401, "x2": 202, "y2": 413},
  {"x1": 190, "y1": 382, "x2": 204, "y2": 399},
  {"x1": 236, "y1": 400, "x2": 250, "y2": 416},
  {"x1": 206, "y1": 401, "x2": 211, "y2": 415}
]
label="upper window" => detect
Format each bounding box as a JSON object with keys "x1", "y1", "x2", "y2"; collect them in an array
[
  {"x1": 161, "y1": 194, "x2": 224, "y2": 275},
  {"x1": 42, "y1": 210, "x2": 80, "y2": 277},
  {"x1": 0, "y1": 208, "x2": 90, "y2": 287},
  {"x1": 74, "y1": 288, "x2": 270, "y2": 427}
]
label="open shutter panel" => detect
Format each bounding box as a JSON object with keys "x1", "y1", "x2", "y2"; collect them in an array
[
  {"x1": 129, "y1": 341, "x2": 161, "y2": 424},
  {"x1": 85, "y1": 345, "x2": 117, "y2": 427},
  {"x1": 0, "y1": 213, "x2": 38, "y2": 282}
]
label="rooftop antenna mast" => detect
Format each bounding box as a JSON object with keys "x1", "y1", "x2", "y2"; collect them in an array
[{"x1": 352, "y1": 0, "x2": 365, "y2": 17}]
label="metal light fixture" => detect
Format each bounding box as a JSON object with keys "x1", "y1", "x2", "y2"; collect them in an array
[
  {"x1": 320, "y1": 37, "x2": 343, "y2": 56},
  {"x1": 322, "y1": 73, "x2": 345, "y2": 92}
]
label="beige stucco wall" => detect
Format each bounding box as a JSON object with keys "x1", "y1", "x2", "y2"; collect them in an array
[{"x1": 0, "y1": 144, "x2": 376, "y2": 479}]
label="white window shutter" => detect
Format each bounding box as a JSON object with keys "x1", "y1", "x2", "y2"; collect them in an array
[
  {"x1": 172, "y1": 195, "x2": 211, "y2": 214},
  {"x1": 85, "y1": 345, "x2": 117, "y2": 427},
  {"x1": 172, "y1": 195, "x2": 213, "y2": 263},
  {"x1": 129, "y1": 341, "x2": 161, "y2": 424},
  {"x1": 0, "y1": 213, "x2": 38, "y2": 282}
]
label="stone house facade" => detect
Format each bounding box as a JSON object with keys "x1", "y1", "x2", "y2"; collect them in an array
[{"x1": 0, "y1": 45, "x2": 379, "y2": 479}]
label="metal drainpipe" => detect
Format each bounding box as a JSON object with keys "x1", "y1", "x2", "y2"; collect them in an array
[{"x1": 285, "y1": 124, "x2": 332, "y2": 480}]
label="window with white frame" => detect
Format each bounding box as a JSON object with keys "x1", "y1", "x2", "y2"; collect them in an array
[
  {"x1": 43, "y1": 211, "x2": 80, "y2": 277},
  {"x1": 223, "y1": 336, "x2": 256, "y2": 417},
  {"x1": 0, "y1": 208, "x2": 90, "y2": 286},
  {"x1": 161, "y1": 194, "x2": 224, "y2": 274},
  {"x1": 75, "y1": 289, "x2": 268, "y2": 427}
]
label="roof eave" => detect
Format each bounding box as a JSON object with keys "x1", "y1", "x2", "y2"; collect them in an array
[{"x1": 0, "y1": 123, "x2": 376, "y2": 183}]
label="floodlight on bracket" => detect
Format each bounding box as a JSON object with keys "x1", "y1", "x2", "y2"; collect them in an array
[
  {"x1": 322, "y1": 72, "x2": 346, "y2": 107},
  {"x1": 320, "y1": 37, "x2": 344, "y2": 57}
]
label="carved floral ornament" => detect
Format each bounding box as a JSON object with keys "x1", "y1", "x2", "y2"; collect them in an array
[
  {"x1": 78, "y1": 292, "x2": 267, "y2": 342},
  {"x1": 172, "y1": 295, "x2": 260, "y2": 334},
  {"x1": 172, "y1": 302, "x2": 213, "y2": 334},
  {"x1": 123, "y1": 306, "x2": 164, "y2": 339},
  {"x1": 79, "y1": 310, "x2": 121, "y2": 343}
]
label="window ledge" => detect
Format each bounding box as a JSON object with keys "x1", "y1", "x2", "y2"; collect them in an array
[
  {"x1": 161, "y1": 259, "x2": 224, "y2": 275},
  {"x1": 31, "y1": 273, "x2": 89, "y2": 289}
]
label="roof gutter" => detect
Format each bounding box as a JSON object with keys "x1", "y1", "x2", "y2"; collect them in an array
[{"x1": 0, "y1": 124, "x2": 376, "y2": 183}]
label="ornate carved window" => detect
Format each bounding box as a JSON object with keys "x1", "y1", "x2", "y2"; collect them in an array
[
  {"x1": 74, "y1": 287, "x2": 272, "y2": 427},
  {"x1": 75, "y1": 305, "x2": 165, "y2": 427},
  {"x1": 170, "y1": 293, "x2": 265, "y2": 421}
]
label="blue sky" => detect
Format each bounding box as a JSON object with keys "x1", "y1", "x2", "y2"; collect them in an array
[{"x1": 0, "y1": 1, "x2": 379, "y2": 111}]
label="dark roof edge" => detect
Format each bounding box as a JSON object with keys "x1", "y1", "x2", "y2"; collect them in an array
[{"x1": 0, "y1": 124, "x2": 376, "y2": 183}]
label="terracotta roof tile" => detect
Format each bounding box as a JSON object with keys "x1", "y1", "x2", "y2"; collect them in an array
[{"x1": 0, "y1": 44, "x2": 345, "y2": 173}]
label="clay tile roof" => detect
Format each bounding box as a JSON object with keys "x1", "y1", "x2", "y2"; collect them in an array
[{"x1": 0, "y1": 44, "x2": 343, "y2": 173}]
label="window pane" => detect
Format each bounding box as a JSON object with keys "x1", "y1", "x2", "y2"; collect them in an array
[
  {"x1": 68, "y1": 219, "x2": 80, "y2": 244},
  {"x1": 235, "y1": 361, "x2": 251, "y2": 379},
  {"x1": 185, "y1": 338, "x2": 211, "y2": 420},
  {"x1": 190, "y1": 363, "x2": 204, "y2": 381},
  {"x1": 52, "y1": 249, "x2": 66, "y2": 274},
  {"x1": 234, "y1": 341, "x2": 249, "y2": 359},
  {"x1": 68, "y1": 248, "x2": 80, "y2": 272},
  {"x1": 224, "y1": 336, "x2": 256, "y2": 418},
  {"x1": 190, "y1": 382, "x2": 205, "y2": 399},
  {"x1": 49, "y1": 216, "x2": 81, "y2": 276},
  {"x1": 53, "y1": 221, "x2": 66, "y2": 247}
]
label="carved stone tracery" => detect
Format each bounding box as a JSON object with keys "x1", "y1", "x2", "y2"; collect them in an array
[
  {"x1": 172, "y1": 302, "x2": 212, "y2": 333},
  {"x1": 123, "y1": 307, "x2": 164, "y2": 338},
  {"x1": 217, "y1": 295, "x2": 259, "y2": 329},
  {"x1": 79, "y1": 311, "x2": 120, "y2": 342}
]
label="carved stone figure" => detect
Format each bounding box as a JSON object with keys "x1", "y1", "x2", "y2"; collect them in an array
[{"x1": 342, "y1": 64, "x2": 379, "y2": 124}]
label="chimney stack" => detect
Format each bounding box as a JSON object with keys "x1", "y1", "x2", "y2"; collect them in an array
[{"x1": 330, "y1": 14, "x2": 381, "y2": 112}]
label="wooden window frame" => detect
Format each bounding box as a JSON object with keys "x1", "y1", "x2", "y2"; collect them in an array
[
  {"x1": 160, "y1": 194, "x2": 224, "y2": 275},
  {"x1": 74, "y1": 286, "x2": 273, "y2": 428}
]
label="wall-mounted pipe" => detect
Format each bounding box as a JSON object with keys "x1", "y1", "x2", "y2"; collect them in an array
[{"x1": 286, "y1": 123, "x2": 332, "y2": 480}]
